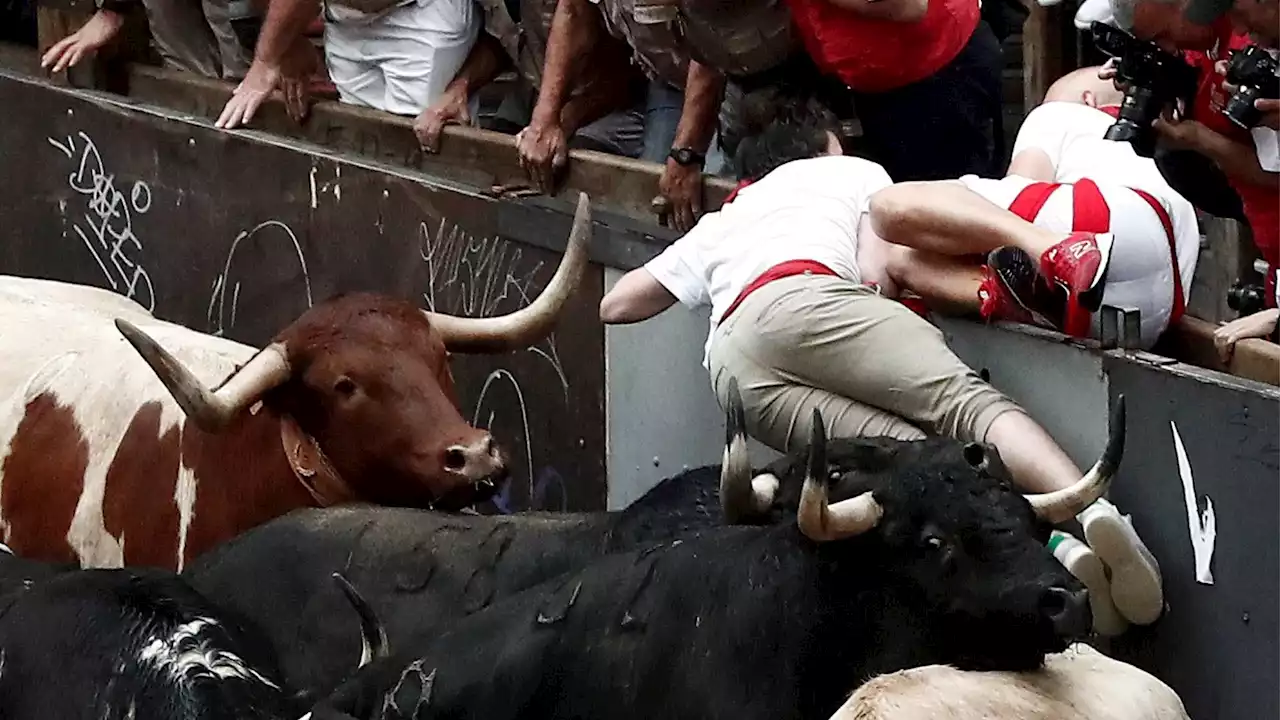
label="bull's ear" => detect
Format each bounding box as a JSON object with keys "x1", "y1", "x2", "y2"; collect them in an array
[{"x1": 962, "y1": 442, "x2": 986, "y2": 468}]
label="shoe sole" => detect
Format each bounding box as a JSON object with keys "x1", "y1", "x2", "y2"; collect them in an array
[
  {"x1": 1085, "y1": 511, "x2": 1164, "y2": 626},
  {"x1": 1057, "y1": 542, "x2": 1130, "y2": 637},
  {"x1": 989, "y1": 248, "x2": 1056, "y2": 328}
]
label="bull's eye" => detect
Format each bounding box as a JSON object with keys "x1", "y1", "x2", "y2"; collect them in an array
[{"x1": 334, "y1": 376, "x2": 358, "y2": 397}]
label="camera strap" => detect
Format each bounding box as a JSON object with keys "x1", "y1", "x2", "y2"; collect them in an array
[{"x1": 1008, "y1": 179, "x2": 1185, "y2": 324}]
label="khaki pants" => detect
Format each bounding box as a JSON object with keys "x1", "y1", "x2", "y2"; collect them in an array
[
  {"x1": 142, "y1": 0, "x2": 252, "y2": 79},
  {"x1": 707, "y1": 275, "x2": 1023, "y2": 454}
]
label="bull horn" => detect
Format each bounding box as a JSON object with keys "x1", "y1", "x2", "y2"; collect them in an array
[
  {"x1": 332, "y1": 572, "x2": 389, "y2": 668},
  {"x1": 797, "y1": 409, "x2": 883, "y2": 542},
  {"x1": 719, "y1": 378, "x2": 777, "y2": 523},
  {"x1": 426, "y1": 192, "x2": 592, "y2": 354},
  {"x1": 1025, "y1": 395, "x2": 1127, "y2": 524},
  {"x1": 116, "y1": 319, "x2": 291, "y2": 433}
]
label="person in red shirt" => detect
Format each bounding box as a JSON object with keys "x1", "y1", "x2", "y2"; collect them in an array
[{"x1": 783, "y1": 0, "x2": 1005, "y2": 181}]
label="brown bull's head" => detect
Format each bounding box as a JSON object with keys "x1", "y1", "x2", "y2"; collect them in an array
[{"x1": 115, "y1": 194, "x2": 593, "y2": 511}]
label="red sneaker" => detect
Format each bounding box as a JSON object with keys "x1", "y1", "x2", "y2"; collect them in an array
[
  {"x1": 1039, "y1": 232, "x2": 1114, "y2": 337},
  {"x1": 978, "y1": 264, "x2": 1035, "y2": 324}
]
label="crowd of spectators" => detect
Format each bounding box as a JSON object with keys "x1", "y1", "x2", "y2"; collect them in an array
[{"x1": 19, "y1": 0, "x2": 1280, "y2": 354}]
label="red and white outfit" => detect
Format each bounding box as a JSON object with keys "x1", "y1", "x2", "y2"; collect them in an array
[{"x1": 960, "y1": 101, "x2": 1200, "y2": 349}]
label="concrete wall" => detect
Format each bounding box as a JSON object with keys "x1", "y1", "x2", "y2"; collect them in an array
[{"x1": 603, "y1": 267, "x2": 779, "y2": 510}]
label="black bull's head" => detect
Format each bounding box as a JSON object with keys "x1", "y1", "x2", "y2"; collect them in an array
[{"x1": 720, "y1": 380, "x2": 1127, "y2": 668}]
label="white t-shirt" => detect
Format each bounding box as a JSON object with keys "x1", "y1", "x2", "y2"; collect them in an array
[
  {"x1": 1252, "y1": 126, "x2": 1279, "y2": 173},
  {"x1": 1009, "y1": 101, "x2": 1201, "y2": 295},
  {"x1": 643, "y1": 154, "x2": 893, "y2": 366},
  {"x1": 1252, "y1": 49, "x2": 1280, "y2": 173}
]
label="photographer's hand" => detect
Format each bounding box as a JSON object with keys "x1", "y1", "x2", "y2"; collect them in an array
[
  {"x1": 1152, "y1": 112, "x2": 1211, "y2": 151},
  {"x1": 1256, "y1": 98, "x2": 1279, "y2": 130},
  {"x1": 1154, "y1": 110, "x2": 1279, "y2": 185}
]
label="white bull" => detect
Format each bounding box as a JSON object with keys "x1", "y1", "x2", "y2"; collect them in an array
[{"x1": 832, "y1": 644, "x2": 1189, "y2": 720}]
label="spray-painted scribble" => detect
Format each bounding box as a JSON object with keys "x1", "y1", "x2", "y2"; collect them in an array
[
  {"x1": 207, "y1": 220, "x2": 314, "y2": 338},
  {"x1": 48, "y1": 131, "x2": 155, "y2": 311}
]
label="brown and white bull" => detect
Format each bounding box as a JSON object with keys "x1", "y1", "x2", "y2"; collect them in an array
[{"x1": 0, "y1": 194, "x2": 592, "y2": 571}]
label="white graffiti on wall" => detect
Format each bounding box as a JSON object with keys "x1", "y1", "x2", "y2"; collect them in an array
[
  {"x1": 420, "y1": 218, "x2": 572, "y2": 511},
  {"x1": 207, "y1": 220, "x2": 314, "y2": 337},
  {"x1": 1171, "y1": 421, "x2": 1216, "y2": 585},
  {"x1": 48, "y1": 132, "x2": 155, "y2": 311}
]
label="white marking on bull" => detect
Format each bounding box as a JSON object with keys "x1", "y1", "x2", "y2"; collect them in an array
[
  {"x1": 309, "y1": 165, "x2": 318, "y2": 210},
  {"x1": 1171, "y1": 422, "x2": 1215, "y2": 585},
  {"x1": 0, "y1": 278, "x2": 258, "y2": 568},
  {"x1": 174, "y1": 446, "x2": 198, "y2": 573},
  {"x1": 137, "y1": 617, "x2": 280, "y2": 689}
]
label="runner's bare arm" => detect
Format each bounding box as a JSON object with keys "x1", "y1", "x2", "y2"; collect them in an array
[{"x1": 600, "y1": 269, "x2": 678, "y2": 323}]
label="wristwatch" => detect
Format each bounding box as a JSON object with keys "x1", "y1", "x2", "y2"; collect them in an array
[{"x1": 668, "y1": 147, "x2": 706, "y2": 168}]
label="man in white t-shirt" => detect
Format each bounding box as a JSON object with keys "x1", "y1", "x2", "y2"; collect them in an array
[
  {"x1": 599, "y1": 101, "x2": 1162, "y2": 636},
  {"x1": 866, "y1": 67, "x2": 1201, "y2": 349}
]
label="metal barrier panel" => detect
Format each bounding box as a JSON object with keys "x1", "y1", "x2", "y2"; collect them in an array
[
  {"x1": 1105, "y1": 359, "x2": 1280, "y2": 720},
  {"x1": 0, "y1": 70, "x2": 608, "y2": 512}
]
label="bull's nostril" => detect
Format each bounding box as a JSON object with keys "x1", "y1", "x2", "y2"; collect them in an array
[
  {"x1": 1040, "y1": 588, "x2": 1069, "y2": 619},
  {"x1": 1041, "y1": 586, "x2": 1090, "y2": 636},
  {"x1": 444, "y1": 447, "x2": 468, "y2": 472}
]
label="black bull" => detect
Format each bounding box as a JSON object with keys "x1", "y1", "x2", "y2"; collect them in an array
[
  {"x1": 304, "y1": 402, "x2": 1125, "y2": 720},
  {"x1": 185, "y1": 394, "x2": 1125, "y2": 712},
  {"x1": 184, "y1": 425, "x2": 886, "y2": 694},
  {"x1": 0, "y1": 547, "x2": 387, "y2": 720}
]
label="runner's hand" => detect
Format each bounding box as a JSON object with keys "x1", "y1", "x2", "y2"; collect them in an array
[{"x1": 40, "y1": 10, "x2": 124, "y2": 74}]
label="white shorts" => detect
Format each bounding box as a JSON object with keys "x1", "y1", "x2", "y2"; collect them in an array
[
  {"x1": 960, "y1": 175, "x2": 1180, "y2": 349},
  {"x1": 324, "y1": 0, "x2": 480, "y2": 116}
]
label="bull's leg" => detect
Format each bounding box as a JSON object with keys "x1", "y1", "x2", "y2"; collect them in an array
[{"x1": 868, "y1": 181, "x2": 1061, "y2": 259}]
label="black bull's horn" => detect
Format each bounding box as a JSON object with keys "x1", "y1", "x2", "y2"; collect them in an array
[
  {"x1": 1023, "y1": 395, "x2": 1127, "y2": 524},
  {"x1": 724, "y1": 392, "x2": 1128, "y2": 538},
  {"x1": 719, "y1": 378, "x2": 781, "y2": 523}
]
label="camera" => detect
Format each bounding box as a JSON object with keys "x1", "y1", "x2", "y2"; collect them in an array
[
  {"x1": 1226, "y1": 280, "x2": 1266, "y2": 317},
  {"x1": 1222, "y1": 45, "x2": 1280, "y2": 130},
  {"x1": 1090, "y1": 22, "x2": 1199, "y2": 158}
]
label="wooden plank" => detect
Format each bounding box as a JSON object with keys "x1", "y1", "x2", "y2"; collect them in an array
[
  {"x1": 1187, "y1": 216, "x2": 1260, "y2": 324},
  {"x1": 124, "y1": 64, "x2": 736, "y2": 225},
  {"x1": 1021, "y1": 1, "x2": 1068, "y2": 112}
]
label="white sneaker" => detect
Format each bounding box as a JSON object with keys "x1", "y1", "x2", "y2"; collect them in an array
[
  {"x1": 1048, "y1": 530, "x2": 1129, "y2": 637},
  {"x1": 1080, "y1": 501, "x2": 1164, "y2": 625}
]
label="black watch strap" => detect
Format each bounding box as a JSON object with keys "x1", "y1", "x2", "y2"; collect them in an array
[
  {"x1": 98, "y1": 0, "x2": 133, "y2": 12},
  {"x1": 668, "y1": 147, "x2": 706, "y2": 167}
]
